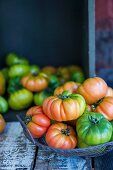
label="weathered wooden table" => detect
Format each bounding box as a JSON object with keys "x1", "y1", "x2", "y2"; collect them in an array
[{"x1": 0, "y1": 122, "x2": 101, "y2": 170}]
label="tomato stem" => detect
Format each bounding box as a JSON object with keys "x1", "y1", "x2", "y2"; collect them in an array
[
  {"x1": 61, "y1": 128, "x2": 70, "y2": 136},
  {"x1": 89, "y1": 116, "x2": 99, "y2": 124},
  {"x1": 24, "y1": 116, "x2": 32, "y2": 125},
  {"x1": 32, "y1": 72, "x2": 38, "y2": 76},
  {"x1": 92, "y1": 98, "x2": 103, "y2": 108}
]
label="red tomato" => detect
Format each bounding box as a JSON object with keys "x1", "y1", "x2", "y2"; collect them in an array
[
  {"x1": 25, "y1": 106, "x2": 50, "y2": 138},
  {"x1": 46, "y1": 123, "x2": 77, "y2": 149}
]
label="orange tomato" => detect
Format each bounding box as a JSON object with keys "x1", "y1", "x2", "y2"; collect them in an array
[
  {"x1": 46, "y1": 123, "x2": 77, "y2": 149},
  {"x1": 77, "y1": 77, "x2": 108, "y2": 105}
]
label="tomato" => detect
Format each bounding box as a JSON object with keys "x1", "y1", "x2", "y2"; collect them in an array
[
  {"x1": 43, "y1": 90, "x2": 86, "y2": 121},
  {"x1": 8, "y1": 89, "x2": 33, "y2": 110},
  {"x1": 54, "y1": 81, "x2": 80, "y2": 95},
  {"x1": 0, "y1": 96, "x2": 8, "y2": 113},
  {"x1": 25, "y1": 106, "x2": 50, "y2": 138},
  {"x1": 30, "y1": 65, "x2": 40, "y2": 74},
  {"x1": 0, "y1": 71, "x2": 6, "y2": 95},
  {"x1": 77, "y1": 77, "x2": 108, "y2": 105},
  {"x1": 56, "y1": 66, "x2": 70, "y2": 84},
  {"x1": 0, "y1": 114, "x2": 6, "y2": 133},
  {"x1": 76, "y1": 112, "x2": 112, "y2": 145},
  {"x1": 8, "y1": 64, "x2": 30, "y2": 78},
  {"x1": 8, "y1": 77, "x2": 33, "y2": 110},
  {"x1": 70, "y1": 71, "x2": 85, "y2": 83},
  {"x1": 6, "y1": 52, "x2": 29, "y2": 66},
  {"x1": 34, "y1": 90, "x2": 52, "y2": 106},
  {"x1": 94, "y1": 97, "x2": 113, "y2": 121},
  {"x1": 45, "y1": 123, "x2": 77, "y2": 149},
  {"x1": 21, "y1": 72, "x2": 49, "y2": 92},
  {"x1": 67, "y1": 65, "x2": 82, "y2": 73},
  {"x1": 41, "y1": 66, "x2": 57, "y2": 75}
]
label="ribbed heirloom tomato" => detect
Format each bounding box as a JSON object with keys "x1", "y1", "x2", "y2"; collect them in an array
[
  {"x1": 94, "y1": 96, "x2": 113, "y2": 121},
  {"x1": 46, "y1": 123, "x2": 77, "y2": 149},
  {"x1": 43, "y1": 90, "x2": 86, "y2": 121},
  {"x1": 76, "y1": 112, "x2": 112, "y2": 146},
  {"x1": 21, "y1": 72, "x2": 49, "y2": 92},
  {"x1": 77, "y1": 77, "x2": 108, "y2": 105},
  {"x1": 25, "y1": 106, "x2": 51, "y2": 138},
  {"x1": 54, "y1": 81, "x2": 80, "y2": 95}
]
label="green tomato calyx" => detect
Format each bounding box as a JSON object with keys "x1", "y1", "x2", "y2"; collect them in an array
[
  {"x1": 58, "y1": 90, "x2": 71, "y2": 100},
  {"x1": 61, "y1": 128, "x2": 70, "y2": 136},
  {"x1": 89, "y1": 116, "x2": 99, "y2": 124}
]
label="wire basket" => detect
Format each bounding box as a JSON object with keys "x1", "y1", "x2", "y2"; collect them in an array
[{"x1": 17, "y1": 112, "x2": 113, "y2": 157}]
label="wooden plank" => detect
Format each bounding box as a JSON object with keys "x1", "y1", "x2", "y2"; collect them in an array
[
  {"x1": 0, "y1": 122, "x2": 36, "y2": 170},
  {"x1": 35, "y1": 148, "x2": 92, "y2": 170}
]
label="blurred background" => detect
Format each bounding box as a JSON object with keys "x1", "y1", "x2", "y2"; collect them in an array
[{"x1": 96, "y1": 0, "x2": 113, "y2": 87}]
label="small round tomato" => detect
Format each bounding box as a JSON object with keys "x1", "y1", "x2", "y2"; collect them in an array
[
  {"x1": 46, "y1": 123, "x2": 77, "y2": 149},
  {"x1": 25, "y1": 106, "x2": 51, "y2": 138},
  {"x1": 0, "y1": 114, "x2": 6, "y2": 133}
]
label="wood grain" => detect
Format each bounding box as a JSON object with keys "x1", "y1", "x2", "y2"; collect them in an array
[
  {"x1": 0, "y1": 122, "x2": 36, "y2": 170},
  {"x1": 35, "y1": 148, "x2": 92, "y2": 170}
]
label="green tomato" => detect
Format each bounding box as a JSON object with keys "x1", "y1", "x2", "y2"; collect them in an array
[
  {"x1": 71, "y1": 71, "x2": 85, "y2": 83},
  {"x1": 8, "y1": 64, "x2": 30, "y2": 78},
  {"x1": 34, "y1": 90, "x2": 52, "y2": 106},
  {"x1": 0, "y1": 96, "x2": 8, "y2": 113},
  {"x1": 30, "y1": 65, "x2": 40, "y2": 74},
  {"x1": 8, "y1": 89, "x2": 33, "y2": 110},
  {"x1": 76, "y1": 112, "x2": 112, "y2": 145},
  {"x1": 6, "y1": 52, "x2": 29, "y2": 66}
]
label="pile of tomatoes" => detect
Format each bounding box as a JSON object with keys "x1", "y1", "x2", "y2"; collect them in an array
[
  {"x1": 0, "y1": 52, "x2": 85, "y2": 134},
  {"x1": 25, "y1": 76, "x2": 113, "y2": 150},
  {"x1": 0, "y1": 52, "x2": 113, "y2": 151}
]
